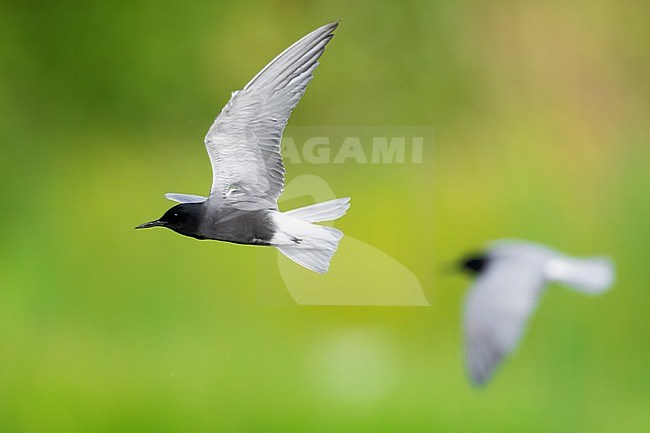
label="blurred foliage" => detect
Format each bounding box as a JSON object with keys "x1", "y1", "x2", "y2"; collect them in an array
[{"x1": 1, "y1": 1, "x2": 649, "y2": 432}]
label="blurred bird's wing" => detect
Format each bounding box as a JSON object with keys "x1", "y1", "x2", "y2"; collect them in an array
[
  {"x1": 165, "y1": 193, "x2": 207, "y2": 204},
  {"x1": 463, "y1": 255, "x2": 547, "y2": 385},
  {"x1": 204, "y1": 22, "x2": 338, "y2": 211}
]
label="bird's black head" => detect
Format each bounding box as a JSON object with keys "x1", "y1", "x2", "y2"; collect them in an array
[
  {"x1": 460, "y1": 253, "x2": 489, "y2": 274},
  {"x1": 136, "y1": 203, "x2": 204, "y2": 238}
]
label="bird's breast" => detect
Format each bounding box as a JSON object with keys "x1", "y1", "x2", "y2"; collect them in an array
[{"x1": 201, "y1": 209, "x2": 276, "y2": 246}]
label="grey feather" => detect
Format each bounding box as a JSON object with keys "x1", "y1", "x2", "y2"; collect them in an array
[
  {"x1": 204, "y1": 22, "x2": 339, "y2": 210},
  {"x1": 464, "y1": 253, "x2": 546, "y2": 385},
  {"x1": 165, "y1": 193, "x2": 207, "y2": 204}
]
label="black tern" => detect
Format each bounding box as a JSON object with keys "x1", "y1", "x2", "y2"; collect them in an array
[
  {"x1": 459, "y1": 239, "x2": 615, "y2": 385},
  {"x1": 136, "y1": 22, "x2": 350, "y2": 274}
]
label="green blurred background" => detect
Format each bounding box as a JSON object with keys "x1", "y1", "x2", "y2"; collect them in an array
[{"x1": 1, "y1": 1, "x2": 649, "y2": 431}]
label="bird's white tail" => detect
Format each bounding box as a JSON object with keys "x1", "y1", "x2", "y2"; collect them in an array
[
  {"x1": 271, "y1": 198, "x2": 350, "y2": 274},
  {"x1": 547, "y1": 256, "x2": 615, "y2": 294}
]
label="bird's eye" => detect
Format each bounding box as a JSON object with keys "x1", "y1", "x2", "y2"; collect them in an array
[{"x1": 173, "y1": 213, "x2": 178, "y2": 218}]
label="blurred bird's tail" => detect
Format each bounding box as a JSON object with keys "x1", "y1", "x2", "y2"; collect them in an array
[
  {"x1": 271, "y1": 198, "x2": 350, "y2": 274},
  {"x1": 548, "y1": 256, "x2": 615, "y2": 294}
]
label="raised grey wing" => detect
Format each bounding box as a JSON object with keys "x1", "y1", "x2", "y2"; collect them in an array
[
  {"x1": 463, "y1": 255, "x2": 547, "y2": 385},
  {"x1": 165, "y1": 193, "x2": 207, "y2": 204},
  {"x1": 204, "y1": 22, "x2": 339, "y2": 210}
]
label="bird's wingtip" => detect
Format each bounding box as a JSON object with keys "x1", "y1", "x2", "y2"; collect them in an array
[{"x1": 323, "y1": 20, "x2": 341, "y2": 32}]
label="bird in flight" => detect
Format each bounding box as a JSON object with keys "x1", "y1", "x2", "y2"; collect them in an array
[
  {"x1": 136, "y1": 22, "x2": 349, "y2": 273},
  {"x1": 458, "y1": 239, "x2": 614, "y2": 385}
]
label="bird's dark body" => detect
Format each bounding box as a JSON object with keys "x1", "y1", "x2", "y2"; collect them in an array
[
  {"x1": 143, "y1": 202, "x2": 276, "y2": 246},
  {"x1": 201, "y1": 206, "x2": 276, "y2": 246}
]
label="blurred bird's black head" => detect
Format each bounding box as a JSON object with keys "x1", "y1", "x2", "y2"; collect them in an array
[
  {"x1": 460, "y1": 253, "x2": 489, "y2": 274},
  {"x1": 136, "y1": 203, "x2": 204, "y2": 238}
]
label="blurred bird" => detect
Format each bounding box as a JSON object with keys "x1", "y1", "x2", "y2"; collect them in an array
[
  {"x1": 136, "y1": 22, "x2": 350, "y2": 273},
  {"x1": 459, "y1": 239, "x2": 615, "y2": 385}
]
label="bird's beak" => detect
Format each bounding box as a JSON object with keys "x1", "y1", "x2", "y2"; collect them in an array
[
  {"x1": 135, "y1": 220, "x2": 163, "y2": 229},
  {"x1": 439, "y1": 260, "x2": 461, "y2": 275}
]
